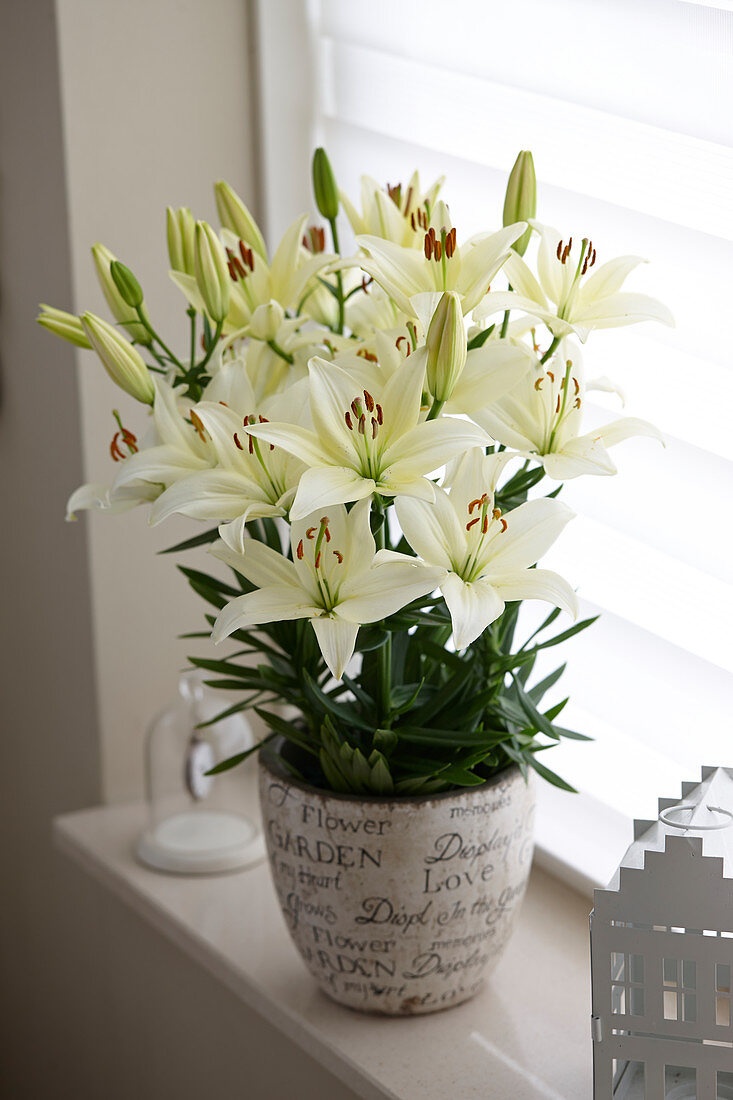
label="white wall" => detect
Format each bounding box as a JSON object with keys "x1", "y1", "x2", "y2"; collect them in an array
[{"x1": 55, "y1": 0, "x2": 262, "y2": 801}]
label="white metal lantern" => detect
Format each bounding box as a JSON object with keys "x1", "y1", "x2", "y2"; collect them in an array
[
  {"x1": 137, "y1": 670, "x2": 265, "y2": 874},
  {"x1": 591, "y1": 767, "x2": 733, "y2": 1099}
]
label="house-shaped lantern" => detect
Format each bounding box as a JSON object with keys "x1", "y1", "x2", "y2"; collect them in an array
[{"x1": 591, "y1": 767, "x2": 733, "y2": 1099}]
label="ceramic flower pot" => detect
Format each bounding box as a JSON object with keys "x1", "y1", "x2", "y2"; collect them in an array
[{"x1": 258, "y1": 742, "x2": 536, "y2": 1015}]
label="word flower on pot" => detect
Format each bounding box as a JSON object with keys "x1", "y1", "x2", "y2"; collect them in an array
[{"x1": 40, "y1": 149, "x2": 672, "y2": 1015}]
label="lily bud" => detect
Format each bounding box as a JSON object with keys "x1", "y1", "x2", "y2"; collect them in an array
[
  {"x1": 214, "y1": 181, "x2": 267, "y2": 260},
  {"x1": 426, "y1": 291, "x2": 466, "y2": 403},
  {"x1": 110, "y1": 261, "x2": 144, "y2": 309},
  {"x1": 503, "y1": 150, "x2": 536, "y2": 257},
  {"x1": 81, "y1": 312, "x2": 155, "y2": 404},
  {"x1": 312, "y1": 147, "x2": 339, "y2": 222},
  {"x1": 194, "y1": 220, "x2": 230, "y2": 325},
  {"x1": 37, "y1": 305, "x2": 92, "y2": 348},
  {"x1": 166, "y1": 206, "x2": 196, "y2": 276},
  {"x1": 91, "y1": 243, "x2": 152, "y2": 344},
  {"x1": 249, "y1": 299, "x2": 285, "y2": 342}
]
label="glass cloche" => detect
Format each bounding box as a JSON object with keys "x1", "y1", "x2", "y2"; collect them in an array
[{"x1": 137, "y1": 671, "x2": 265, "y2": 874}]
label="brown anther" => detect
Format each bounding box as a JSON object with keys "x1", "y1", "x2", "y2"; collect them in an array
[
  {"x1": 306, "y1": 527, "x2": 317, "y2": 539},
  {"x1": 561, "y1": 243, "x2": 571, "y2": 264},
  {"x1": 376, "y1": 404, "x2": 383, "y2": 425},
  {"x1": 358, "y1": 414, "x2": 366, "y2": 435},
  {"x1": 109, "y1": 433, "x2": 124, "y2": 462},
  {"x1": 371, "y1": 417, "x2": 378, "y2": 438},
  {"x1": 233, "y1": 256, "x2": 247, "y2": 279},
  {"x1": 233, "y1": 432, "x2": 244, "y2": 450},
  {"x1": 433, "y1": 239, "x2": 442, "y2": 261},
  {"x1": 424, "y1": 234, "x2": 432, "y2": 260},
  {"x1": 363, "y1": 390, "x2": 374, "y2": 412},
  {"x1": 410, "y1": 212, "x2": 416, "y2": 231},
  {"x1": 333, "y1": 550, "x2": 343, "y2": 564},
  {"x1": 547, "y1": 371, "x2": 555, "y2": 382},
  {"x1": 403, "y1": 186, "x2": 414, "y2": 215},
  {"x1": 345, "y1": 411, "x2": 353, "y2": 430},
  {"x1": 492, "y1": 508, "x2": 502, "y2": 521},
  {"x1": 190, "y1": 411, "x2": 206, "y2": 442},
  {"x1": 574, "y1": 397, "x2": 582, "y2": 409},
  {"x1": 556, "y1": 240, "x2": 563, "y2": 260},
  {"x1": 481, "y1": 516, "x2": 489, "y2": 534},
  {"x1": 239, "y1": 241, "x2": 254, "y2": 271},
  {"x1": 227, "y1": 260, "x2": 237, "y2": 281},
  {"x1": 248, "y1": 435, "x2": 254, "y2": 455},
  {"x1": 534, "y1": 377, "x2": 543, "y2": 390},
  {"x1": 466, "y1": 517, "x2": 480, "y2": 532},
  {"x1": 356, "y1": 348, "x2": 377, "y2": 362},
  {"x1": 315, "y1": 552, "x2": 321, "y2": 569},
  {"x1": 297, "y1": 540, "x2": 304, "y2": 560},
  {"x1": 468, "y1": 496, "x2": 485, "y2": 514},
  {"x1": 351, "y1": 398, "x2": 361, "y2": 418},
  {"x1": 396, "y1": 335, "x2": 408, "y2": 353},
  {"x1": 573, "y1": 377, "x2": 580, "y2": 395},
  {"x1": 499, "y1": 517, "x2": 508, "y2": 533},
  {"x1": 218, "y1": 401, "x2": 230, "y2": 407},
  {"x1": 555, "y1": 395, "x2": 561, "y2": 413},
  {"x1": 258, "y1": 414, "x2": 269, "y2": 423},
  {"x1": 590, "y1": 248, "x2": 597, "y2": 267}
]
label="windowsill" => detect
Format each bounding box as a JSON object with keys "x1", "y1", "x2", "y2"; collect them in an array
[{"x1": 53, "y1": 784, "x2": 593, "y2": 1100}]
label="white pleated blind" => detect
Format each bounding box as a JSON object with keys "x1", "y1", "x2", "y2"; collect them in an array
[{"x1": 257, "y1": 0, "x2": 733, "y2": 888}]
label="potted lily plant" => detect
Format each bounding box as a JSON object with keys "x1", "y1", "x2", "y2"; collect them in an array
[{"x1": 39, "y1": 149, "x2": 671, "y2": 1014}]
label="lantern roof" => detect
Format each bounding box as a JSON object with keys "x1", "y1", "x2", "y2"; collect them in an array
[{"x1": 594, "y1": 767, "x2": 733, "y2": 925}]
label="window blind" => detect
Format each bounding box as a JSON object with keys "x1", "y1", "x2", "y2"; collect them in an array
[{"x1": 256, "y1": 0, "x2": 733, "y2": 889}]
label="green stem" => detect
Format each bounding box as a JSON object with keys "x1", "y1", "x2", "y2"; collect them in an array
[
  {"x1": 373, "y1": 501, "x2": 392, "y2": 723},
  {"x1": 196, "y1": 320, "x2": 223, "y2": 374},
  {"x1": 539, "y1": 334, "x2": 560, "y2": 365},
  {"x1": 135, "y1": 307, "x2": 185, "y2": 371},
  {"x1": 187, "y1": 307, "x2": 197, "y2": 370},
  {"x1": 328, "y1": 216, "x2": 345, "y2": 335},
  {"x1": 426, "y1": 398, "x2": 445, "y2": 421},
  {"x1": 267, "y1": 339, "x2": 294, "y2": 365}
]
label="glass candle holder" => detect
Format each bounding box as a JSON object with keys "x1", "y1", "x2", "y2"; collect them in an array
[{"x1": 137, "y1": 671, "x2": 265, "y2": 874}]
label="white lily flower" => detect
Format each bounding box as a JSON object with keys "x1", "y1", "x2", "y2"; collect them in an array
[
  {"x1": 111, "y1": 378, "x2": 214, "y2": 499},
  {"x1": 393, "y1": 448, "x2": 577, "y2": 649},
  {"x1": 340, "y1": 171, "x2": 445, "y2": 247},
  {"x1": 355, "y1": 216, "x2": 527, "y2": 319},
  {"x1": 210, "y1": 500, "x2": 443, "y2": 679},
  {"x1": 149, "y1": 381, "x2": 309, "y2": 527},
  {"x1": 245, "y1": 353, "x2": 489, "y2": 520},
  {"x1": 475, "y1": 220, "x2": 674, "y2": 342},
  {"x1": 170, "y1": 214, "x2": 334, "y2": 334},
  {"x1": 472, "y1": 341, "x2": 664, "y2": 479}
]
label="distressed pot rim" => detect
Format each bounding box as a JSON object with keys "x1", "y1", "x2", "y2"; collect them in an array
[{"x1": 260, "y1": 737, "x2": 522, "y2": 807}]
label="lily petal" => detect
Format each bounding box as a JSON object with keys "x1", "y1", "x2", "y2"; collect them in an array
[
  {"x1": 442, "y1": 572, "x2": 505, "y2": 649},
  {"x1": 383, "y1": 417, "x2": 488, "y2": 476},
  {"x1": 149, "y1": 470, "x2": 273, "y2": 524},
  {"x1": 212, "y1": 586, "x2": 315, "y2": 643},
  {"x1": 395, "y1": 490, "x2": 465, "y2": 571},
  {"x1": 311, "y1": 617, "x2": 360, "y2": 680},
  {"x1": 211, "y1": 536, "x2": 300, "y2": 590},
  {"x1": 337, "y1": 562, "x2": 443, "y2": 623},
  {"x1": 488, "y1": 568, "x2": 578, "y2": 619},
  {"x1": 482, "y1": 497, "x2": 574, "y2": 573},
  {"x1": 290, "y1": 466, "x2": 376, "y2": 521}
]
